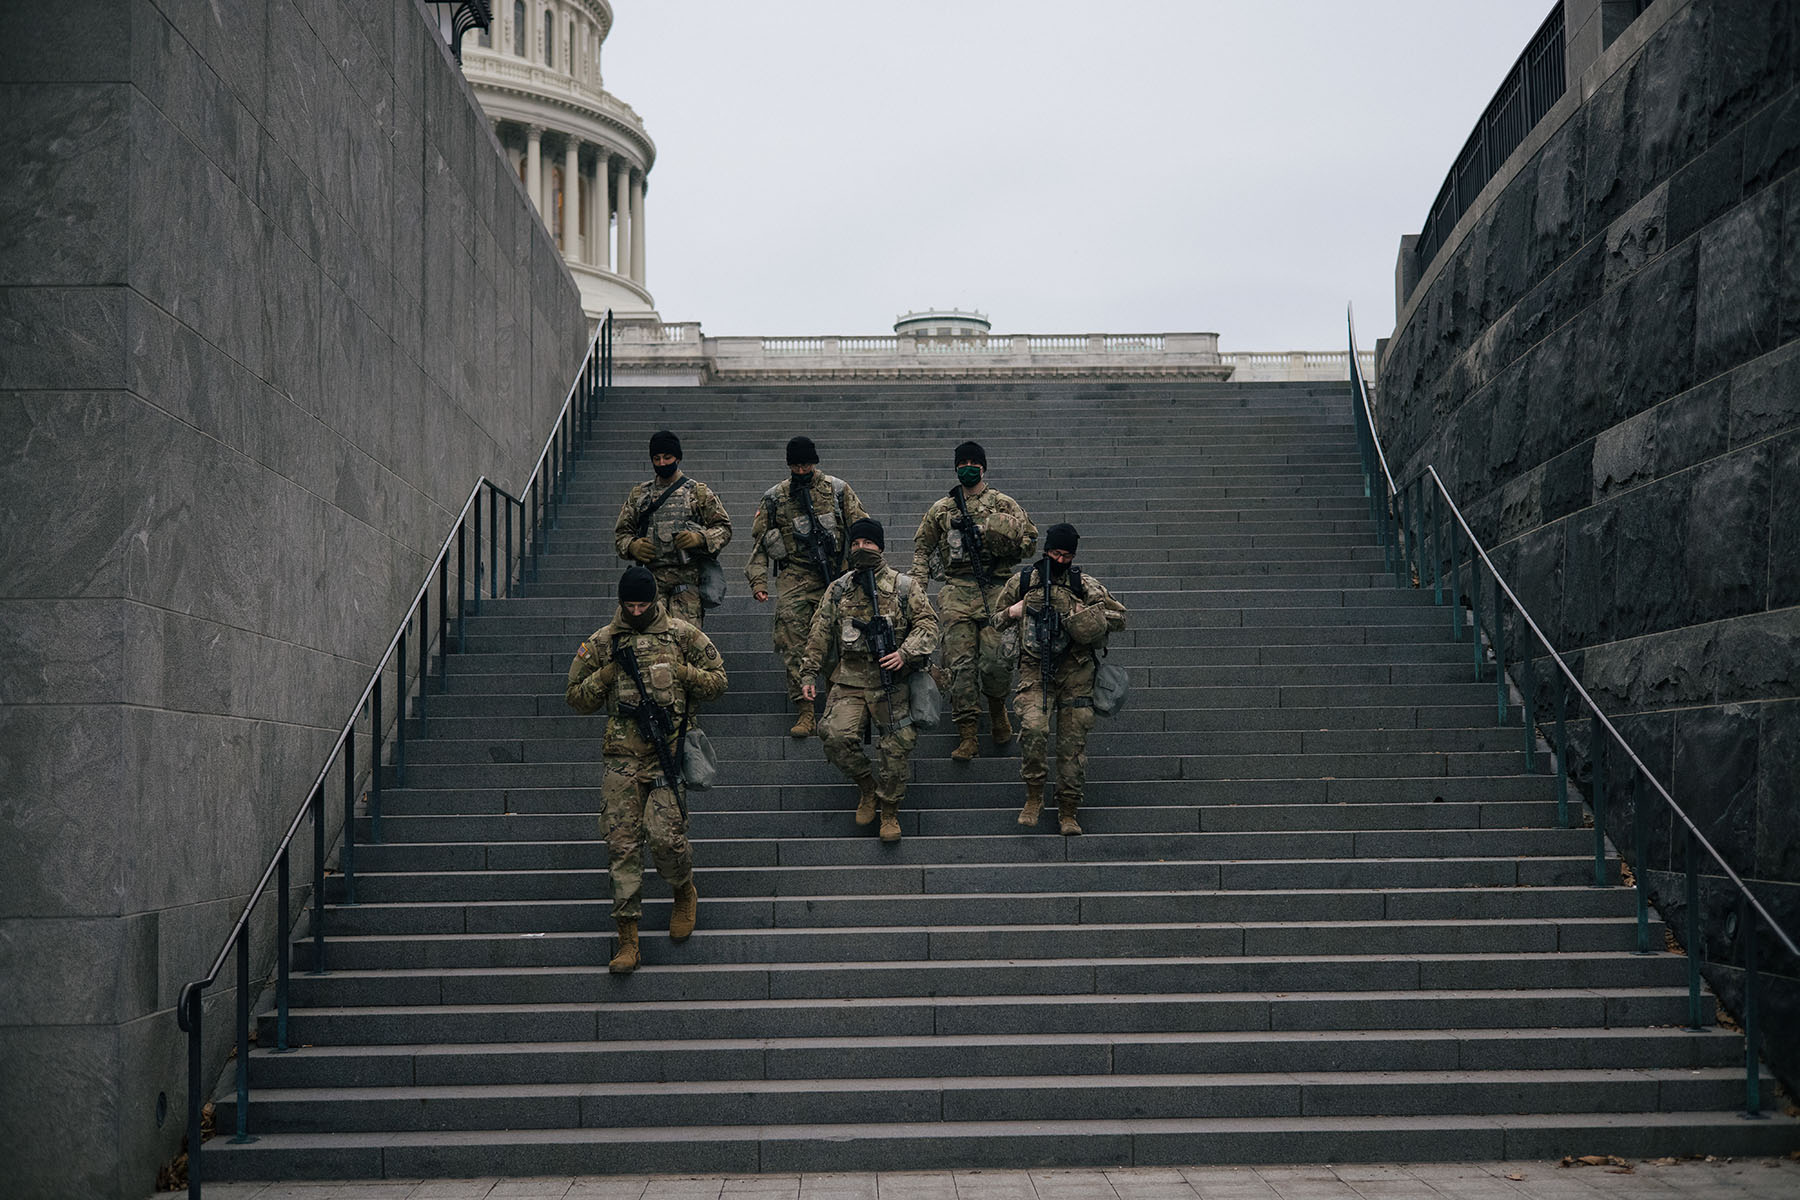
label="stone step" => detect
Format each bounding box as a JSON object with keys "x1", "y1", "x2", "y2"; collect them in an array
[
  {"x1": 337, "y1": 851, "x2": 1602, "y2": 893},
  {"x1": 215, "y1": 1066, "x2": 1766, "y2": 1138},
  {"x1": 258, "y1": 973, "x2": 1694, "y2": 1047},
  {"x1": 237, "y1": 1026, "x2": 1748, "y2": 1091}
]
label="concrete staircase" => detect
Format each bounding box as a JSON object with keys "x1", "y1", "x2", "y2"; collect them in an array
[{"x1": 208, "y1": 380, "x2": 1796, "y2": 1179}]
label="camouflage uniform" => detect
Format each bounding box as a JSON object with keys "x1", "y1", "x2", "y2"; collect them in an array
[
  {"x1": 912, "y1": 487, "x2": 1037, "y2": 725},
  {"x1": 745, "y1": 472, "x2": 868, "y2": 704},
  {"x1": 991, "y1": 562, "x2": 1127, "y2": 813},
  {"x1": 800, "y1": 564, "x2": 939, "y2": 822},
  {"x1": 613, "y1": 476, "x2": 732, "y2": 626},
  {"x1": 565, "y1": 605, "x2": 728, "y2": 919}
]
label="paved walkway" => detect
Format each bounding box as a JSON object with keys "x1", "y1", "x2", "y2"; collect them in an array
[{"x1": 172, "y1": 1158, "x2": 1800, "y2": 1199}]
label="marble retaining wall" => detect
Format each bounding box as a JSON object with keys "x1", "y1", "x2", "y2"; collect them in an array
[
  {"x1": 1378, "y1": 0, "x2": 1800, "y2": 1087},
  {"x1": 0, "y1": 2, "x2": 591, "y2": 1194}
]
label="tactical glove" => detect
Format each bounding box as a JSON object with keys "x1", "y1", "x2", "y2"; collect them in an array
[
  {"x1": 627, "y1": 537, "x2": 657, "y2": 563},
  {"x1": 673, "y1": 529, "x2": 704, "y2": 552}
]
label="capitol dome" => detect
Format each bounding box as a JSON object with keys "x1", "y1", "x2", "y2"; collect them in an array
[{"x1": 458, "y1": 0, "x2": 656, "y2": 320}]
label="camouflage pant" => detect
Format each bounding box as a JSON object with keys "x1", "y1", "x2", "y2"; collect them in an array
[
  {"x1": 818, "y1": 684, "x2": 916, "y2": 809},
  {"x1": 657, "y1": 581, "x2": 703, "y2": 627},
  {"x1": 771, "y1": 576, "x2": 827, "y2": 704},
  {"x1": 1016, "y1": 657, "x2": 1097, "y2": 803},
  {"x1": 937, "y1": 577, "x2": 1015, "y2": 724},
  {"x1": 601, "y1": 755, "x2": 691, "y2": 920}
]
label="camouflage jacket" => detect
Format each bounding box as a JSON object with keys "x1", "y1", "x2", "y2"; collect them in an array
[
  {"x1": 565, "y1": 605, "x2": 728, "y2": 757},
  {"x1": 612, "y1": 474, "x2": 732, "y2": 588},
  {"x1": 745, "y1": 471, "x2": 868, "y2": 592},
  {"x1": 991, "y1": 561, "x2": 1127, "y2": 669},
  {"x1": 912, "y1": 485, "x2": 1037, "y2": 585},
  {"x1": 800, "y1": 564, "x2": 940, "y2": 690}
]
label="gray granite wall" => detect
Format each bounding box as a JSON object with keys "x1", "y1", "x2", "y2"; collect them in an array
[
  {"x1": 1378, "y1": 0, "x2": 1800, "y2": 1088},
  {"x1": 0, "y1": 2, "x2": 591, "y2": 1195}
]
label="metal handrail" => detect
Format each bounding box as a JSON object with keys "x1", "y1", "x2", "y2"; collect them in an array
[
  {"x1": 1347, "y1": 310, "x2": 1795, "y2": 1119},
  {"x1": 171, "y1": 311, "x2": 615, "y2": 1196}
]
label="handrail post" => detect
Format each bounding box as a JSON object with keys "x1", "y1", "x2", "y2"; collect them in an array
[
  {"x1": 341, "y1": 725, "x2": 356, "y2": 906},
  {"x1": 437, "y1": 557, "x2": 449, "y2": 691},
  {"x1": 396, "y1": 628, "x2": 408, "y2": 785},
  {"x1": 1685, "y1": 831, "x2": 1706, "y2": 1031},
  {"x1": 489, "y1": 488, "x2": 499, "y2": 599},
  {"x1": 456, "y1": 519, "x2": 467, "y2": 650},
  {"x1": 1591, "y1": 736, "x2": 1608, "y2": 887},
  {"x1": 1521, "y1": 649, "x2": 1537, "y2": 772},
  {"x1": 184, "y1": 985, "x2": 203, "y2": 1199},
  {"x1": 1742, "y1": 896, "x2": 1763, "y2": 1116},
  {"x1": 1633, "y1": 773, "x2": 1650, "y2": 954},
  {"x1": 275, "y1": 850, "x2": 291, "y2": 1053},
  {"x1": 1554, "y1": 679, "x2": 1569, "y2": 826},
  {"x1": 1448, "y1": 518, "x2": 1462, "y2": 641},
  {"x1": 1493, "y1": 578, "x2": 1507, "y2": 722},
  {"x1": 231, "y1": 933, "x2": 253, "y2": 1143},
  {"x1": 309, "y1": 785, "x2": 326, "y2": 974},
  {"x1": 1404, "y1": 482, "x2": 1418, "y2": 590},
  {"x1": 504, "y1": 497, "x2": 515, "y2": 599},
  {"x1": 1469, "y1": 550, "x2": 1483, "y2": 676},
  {"x1": 1429, "y1": 484, "x2": 1442, "y2": 604},
  {"x1": 369, "y1": 676, "x2": 383, "y2": 844},
  {"x1": 472, "y1": 494, "x2": 482, "y2": 617},
  {"x1": 416, "y1": 595, "x2": 429, "y2": 732}
]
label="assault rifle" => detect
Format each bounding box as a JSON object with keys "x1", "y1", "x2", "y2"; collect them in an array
[
  {"x1": 793, "y1": 480, "x2": 839, "y2": 580},
  {"x1": 1028, "y1": 561, "x2": 1065, "y2": 719},
  {"x1": 849, "y1": 567, "x2": 901, "y2": 739},
  {"x1": 611, "y1": 636, "x2": 688, "y2": 819},
  {"x1": 949, "y1": 486, "x2": 995, "y2": 619}
]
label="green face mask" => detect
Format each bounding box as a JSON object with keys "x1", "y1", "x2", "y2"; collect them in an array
[{"x1": 956, "y1": 465, "x2": 982, "y2": 488}]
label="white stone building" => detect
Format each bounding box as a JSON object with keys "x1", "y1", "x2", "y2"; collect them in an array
[{"x1": 455, "y1": 0, "x2": 656, "y2": 320}]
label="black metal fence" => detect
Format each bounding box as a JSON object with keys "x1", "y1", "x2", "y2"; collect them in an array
[
  {"x1": 1414, "y1": 5, "x2": 1566, "y2": 278},
  {"x1": 171, "y1": 311, "x2": 614, "y2": 1197}
]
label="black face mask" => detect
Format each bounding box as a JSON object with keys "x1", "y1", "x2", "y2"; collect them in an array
[
  {"x1": 790, "y1": 471, "x2": 814, "y2": 495},
  {"x1": 850, "y1": 548, "x2": 883, "y2": 571},
  {"x1": 653, "y1": 461, "x2": 678, "y2": 480},
  {"x1": 622, "y1": 604, "x2": 657, "y2": 630}
]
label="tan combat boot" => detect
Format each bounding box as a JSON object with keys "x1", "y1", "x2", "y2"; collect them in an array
[
  {"x1": 879, "y1": 799, "x2": 902, "y2": 843},
  {"x1": 989, "y1": 697, "x2": 1014, "y2": 747},
  {"x1": 1018, "y1": 783, "x2": 1044, "y2": 827},
  {"x1": 789, "y1": 703, "x2": 816, "y2": 738},
  {"x1": 854, "y1": 775, "x2": 878, "y2": 826},
  {"x1": 951, "y1": 720, "x2": 981, "y2": 762},
  {"x1": 608, "y1": 919, "x2": 640, "y2": 974},
  {"x1": 669, "y1": 881, "x2": 698, "y2": 942},
  {"x1": 1058, "y1": 796, "x2": 1083, "y2": 837}
]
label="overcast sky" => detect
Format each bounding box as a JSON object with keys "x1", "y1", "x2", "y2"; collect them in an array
[{"x1": 604, "y1": 2, "x2": 1557, "y2": 350}]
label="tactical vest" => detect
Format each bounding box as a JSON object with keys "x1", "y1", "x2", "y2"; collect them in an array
[
  {"x1": 604, "y1": 624, "x2": 695, "y2": 721},
  {"x1": 635, "y1": 477, "x2": 699, "y2": 558},
  {"x1": 827, "y1": 570, "x2": 916, "y2": 663},
  {"x1": 760, "y1": 474, "x2": 849, "y2": 576},
  {"x1": 1019, "y1": 561, "x2": 1092, "y2": 664}
]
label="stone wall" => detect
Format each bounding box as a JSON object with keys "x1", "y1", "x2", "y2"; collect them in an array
[
  {"x1": 0, "y1": 2, "x2": 591, "y2": 1195},
  {"x1": 1378, "y1": 0, "x2": 1799, "y2": 1086}
]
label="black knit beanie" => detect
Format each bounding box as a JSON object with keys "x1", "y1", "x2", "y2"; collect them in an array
[
  {"x1": 953, "y1": 440, "x2": 987, "y2": 468},
  {"x1": 847, "y1": 517, "x2": 885, "y2": 550},
  {"x1": 619, "y1": 565, "x2": 658, "y2": 604},
  {"x1": 786, "y1": 435, "x2": 819, "y2": 466},
  {"x1": 648, "y1": 429, "x2": 682, "y2": 459},
  {"x1": 1045, "y1": 523, "x2": 1079, "y2": 554}
]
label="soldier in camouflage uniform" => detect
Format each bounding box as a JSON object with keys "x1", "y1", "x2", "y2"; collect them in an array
[
  {"x1": 801, "y1": 518, "x2": 939, "y2": 842},
  {"x1": 565, "y1": 566, "x2": 728, "y2": 973},
  {"x1": 991, "y1": 523, "x2": 1127, "y2": 835},
  {"x1": 746, "y1": 436, "x2": 869, "y2": 738},
  {"x1": 613, "y1": 429, "x2": 732, "y2": 627},
  {"x1": 912, "y1": 440, "x2": 1037, "y2": 762}
]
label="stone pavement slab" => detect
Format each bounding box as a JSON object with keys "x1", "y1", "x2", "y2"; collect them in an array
[{"x1": 162, "y1": 1158, "x2": 1800, "y2": 1200}]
